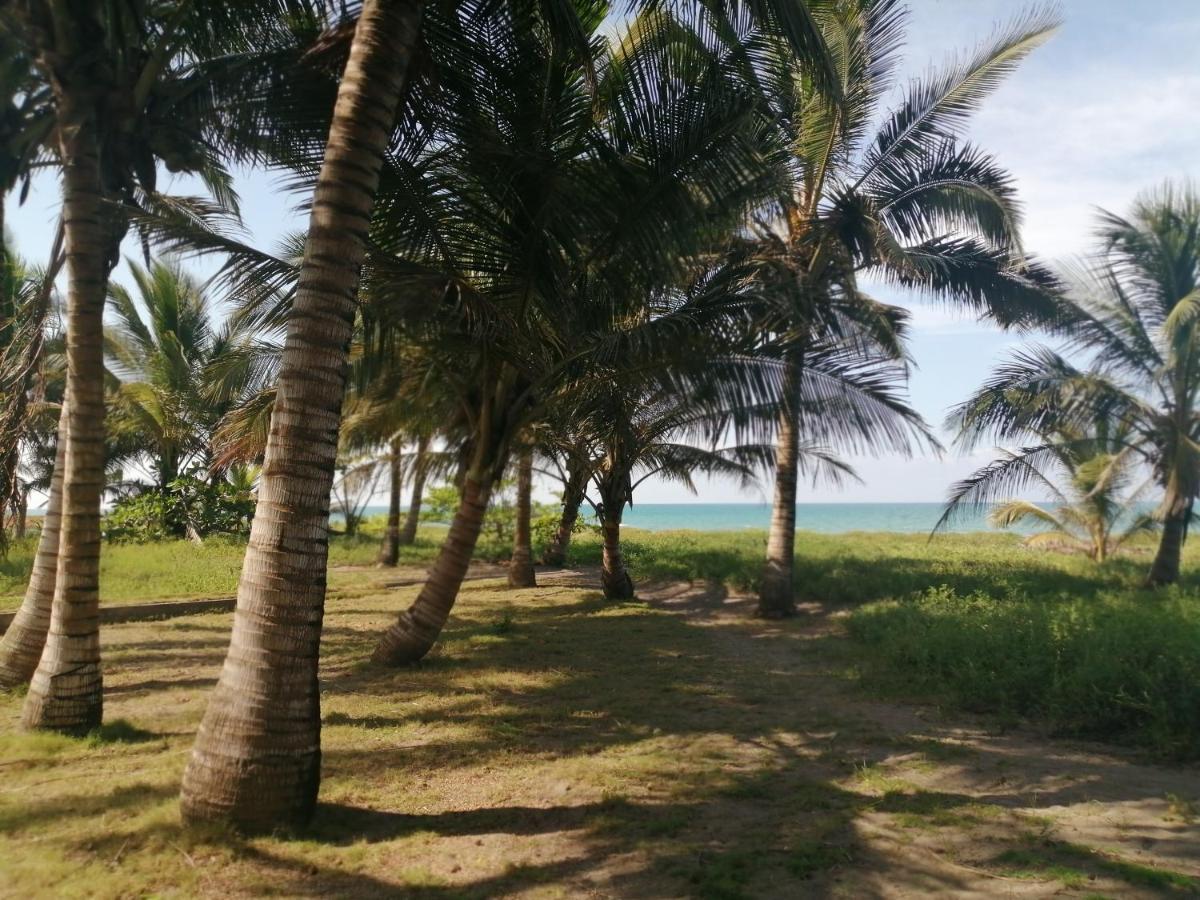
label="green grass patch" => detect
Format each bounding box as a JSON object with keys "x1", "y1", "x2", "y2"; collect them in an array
[{"x1": 848, "y1": 585, "x2": 1200, "y2": 758}]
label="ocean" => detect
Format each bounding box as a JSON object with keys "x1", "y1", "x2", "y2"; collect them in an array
[{"x1": 350, "y1": 502, "x2": 1014, "y2": 534}]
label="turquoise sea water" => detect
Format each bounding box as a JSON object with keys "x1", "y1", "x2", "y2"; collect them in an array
[
  {"x1": 605, "y1": 502, "x2": 991, "y2": 533},
  {"x1": 352, "y1": 502, "x2": 1011, "y2": 534}
]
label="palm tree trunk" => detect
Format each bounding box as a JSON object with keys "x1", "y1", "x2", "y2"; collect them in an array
[
  {"x1": 600, "y1": 507, "x2": 634, "y2": 600},
  {"x1": 398, "y1": 433, "x2": 428, "y2": 545},
  {"x1": 0, "y1": 399, "x2": 67, "y2": 688},
  {"x1": 507, "y1": 448, "x2": 536, "y2": 588},
  {"x1": 22, "y1": 89, "x2": 119, "y2": 734},
  {"x1": 180, "y1": 0, "x2": 423, "y2": 833},
  {"x1": 542, "y1": 460, "x2": 585, "y2": 567},
  {"x1": 758, "y1": 355, "x2": 803, "y2": 618},
  {"x1": 12, "y1": 488, "x2": 26, "y2": 540},
  {"x1": 373, "y1": 473, "x2": 493, "y2": 664},
  {"x1": 1148, "y1": 493, "x2": 1188, "y2": 586},
  {"x1": 378, "y1": 438, "x2": 403, "y2": 566}
]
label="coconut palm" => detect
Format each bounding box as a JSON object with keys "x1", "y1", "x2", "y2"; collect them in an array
[
  {"x1": 714, "y1": 0, "x2": 1061, "y2": 616},
  {"x1": 367, "y1": 5, "x2": 792, "y2": 664},
  {"x1": 8, "y1": 0, "x2": 317, "y2": 735},
  {"x1": 946, "y1": 184, "x2": 1200, "y2": 584},
  {"x1": 938, "y1": 404, "x2": 1156, "y2": 562},
  {"x1": 104, "y1": 259, "x2": 274, "y2": 490},
  {"x1": 180, "y1": 0, "x2": 424, "y2": 832}
]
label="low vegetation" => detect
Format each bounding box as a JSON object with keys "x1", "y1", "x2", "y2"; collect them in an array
[{"x1": 3, "y1": 558, "x2": 1199, "y2": 898}]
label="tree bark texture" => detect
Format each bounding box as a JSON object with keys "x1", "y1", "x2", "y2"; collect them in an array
[
  {"x1": 0, "y1": 399, "x2": 67, "y2": 687},
  {"x1": 22, "y1": 81, "x2": 117, "y2": 734},
  {"x1": 398, "y1": 433, "x2": 428, "y2": 545},
  {"x1": 542, "y1": 459, "x2": 585, "y2": 567},
  {"x1": 373, "y1": 473, "x2": 493, "y2": 664},
  {"x1": 507, "y1": 448, "x2": 536, "y2": 588},
  {"x1": 758, "y1": 355, "x2": 803, "y2": 618},
  {"x1": 180, "y1": 0, "x2": 423, "y2": 832},
  {"x1": 378, "y1": 438, "x2": 403, "y2": 566}
]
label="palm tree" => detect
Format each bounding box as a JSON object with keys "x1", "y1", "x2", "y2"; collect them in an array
[
  {"x1": 104, "y1": 259, "x2": 272, "y2": 490},
  {"x1": 946, "y1": 184, "x2": 1200, "y2": 584},
  {"x1": 11, "y1": 0, "x2": 302, "y2": 734},
  {"x1": 938, "y1": 401, "x2": 1155, "y2": 561},
  {"x1": 180, "y1": 0, "x2": 424, "y2": 832},
  {"x1": 369, "y1": 3, "x2": 791, "y2": 665},
  {"x1": 722, "y1": 0, "x2": 1061, "y2": 616}
]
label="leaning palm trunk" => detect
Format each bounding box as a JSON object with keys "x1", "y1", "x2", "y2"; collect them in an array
[
  {"x1": 507, "y1": 448, "x2": 536, "y2": 588},
  {"x1": 398, "y1": 433, "x2": 429, "y2": 545},
  {"x1": 373, "y1": 473, "x2": 494, "y2": 663},
  {"x1": 758, "y1": 356, "x2": 803, "y2": 618},
  {"x1": 180, "y1": 0, "x2": 422, "y2": 832},
  {"x1": 22, "y1": 95, "x2": 118, "y2": 734},
  {"x1": 543, "y1": 460, "x2": 585, "y2": 566},
  {"x1": 1148, "y1": 492, "x2": 1189, "y2": 586},
  {"x1": 378, "y1": 438, "x2": 403, "y2": 566},
  {"x1": 600, "y1": 508, "x2": 634, "y2": 600},
  {"x1": 0, "y1": 400, "x2": 67, "y2": 688}
]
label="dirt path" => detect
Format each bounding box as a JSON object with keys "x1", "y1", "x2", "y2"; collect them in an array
[
  {"x1": 637, "y1": 574, "x2": 1200, "y2": 898},
  {"x1": 2, "y1": 566, "x2": 1197, "y2": 899}
]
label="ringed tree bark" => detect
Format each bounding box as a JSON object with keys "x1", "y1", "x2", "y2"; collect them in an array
[
  {"x1": 507, "y1": 446, "x2": 536, "y2": 588},
  {"x1": 1147, "y1": 490, "x2": 1190, "y2": 586},
  {"x1": 599, "y1": 505, "x2": 634, "y2": 600},
  {"x1": 398, "y1": 432, "x2": 429, "y2": 545},
  {"x1": 378, "y1": 436, "x2": 403, "y2": 566},
  {"x1": 22, "y1": 85, "x2": 122, "y2": 733},
  {"x1": 0, "y1": 398, "x2": 67, "y2": 688},
  {"x1": 372, "y1": 375, "x2": 518, "y2": 664},
  {"x1": 542, "y1": 456, "x2": 586, "y2": 566},
  {"x1": 180, "y1": 0, "x2": 423, "y2": 832},
  {"x1": 758, "y1": 353, "x2": 803, "y2": 618}
]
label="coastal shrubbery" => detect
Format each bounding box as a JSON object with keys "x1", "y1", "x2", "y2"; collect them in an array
[{"x1": 848, "y1": 585, "x2": 1200, "y2": 758}]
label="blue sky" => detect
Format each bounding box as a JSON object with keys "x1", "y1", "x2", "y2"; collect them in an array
[{"x1": 6, "y1": 0, "x2": 1200, "y2": 504}]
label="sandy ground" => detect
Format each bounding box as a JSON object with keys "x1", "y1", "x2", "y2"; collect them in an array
[{"x1": 0, "y1": 565, "x2": 1197, "y2": 898}]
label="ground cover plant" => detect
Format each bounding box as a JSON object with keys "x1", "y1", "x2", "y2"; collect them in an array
[{"x1": 2, "y1": 558, "x2": 1198, "y2": 898}]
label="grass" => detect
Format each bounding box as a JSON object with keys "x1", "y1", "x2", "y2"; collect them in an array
[
  {"x1": 3, "y1": 567, "x2": 1198, "y2": 898},
  {"x1": 847, "y1": 584, "x2": 1200, "y2": 759}
]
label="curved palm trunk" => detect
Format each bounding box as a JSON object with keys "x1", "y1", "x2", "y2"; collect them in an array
[
  {"x1": 1148, "y1": 493, "x2": 1188, "y2": 586},
  {"x1": 542, "y1": 460, "x2": 585, "y2": 567},
  {"x1": 758, "y1": 356, "x2": 803, "y2": 618},
  {"x1": 22, "y1": 94, "x2": 118, "y2": 734},
  {"x1": 507, "y1": 448, "x2": 536, "y2": 588},
  {"x1": 600, "y1": 507, "x2": 634, "y2": 600},
  {"x1": 398, "y1": 433, "x2": 429, "y2": 545},
  {"x1": 0, "y1": 400, "x2": 67, "y2": 688},
  {"x1": 373, "y1": 473, "x2": 493, "y2": 663},
  {"x1": 378, "y1": 438, "x2": 403, "y2": 566},
  {"x1": 180, "y1": 0, "x2": 422, "y2": 833}
]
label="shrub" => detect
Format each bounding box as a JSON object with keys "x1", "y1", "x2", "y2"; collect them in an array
[
  {"x1": 847, "y1": 585, "x2": 1200, "y2": 758},
  {"x1": 103, "y1": 475, "x2": 255, "y2": 544}
]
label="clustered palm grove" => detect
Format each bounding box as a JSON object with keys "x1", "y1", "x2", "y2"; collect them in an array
[{"x1": 0, "y1": 0, "x2": 1194, "y2": 835}]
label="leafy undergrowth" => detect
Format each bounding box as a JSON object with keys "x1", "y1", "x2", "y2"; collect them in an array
[
  {"x1": 1, "y1": 570, "x2": 1198, "y2": 898},
  {"x1": 847, "y1": 585, "x2": 1200, "y2": 759}
]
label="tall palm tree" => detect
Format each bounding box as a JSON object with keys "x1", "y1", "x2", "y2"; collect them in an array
[
  {"x1": 948, "y1": 184, "x2": 1200, "y2": 584},
  {"x1": 722, "y1": 0, "x2": 1061, "y2": 616},
  {"x1": 369, "y1": 2, "x2": 792, "y2": 665},
  {"x1": 11, "y1": 0, "x2": 303, "y2": 734},
  {"x1": 180, "y1": 0, "x2": 424, "y2": 832}
]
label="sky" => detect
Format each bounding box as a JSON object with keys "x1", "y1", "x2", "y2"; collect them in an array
[{"x1": 6, "y1": 0, "x2": 1200, "y2": 506}]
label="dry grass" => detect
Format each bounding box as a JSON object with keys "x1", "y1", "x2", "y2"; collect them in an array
[{"x1": 1, "y1": 567, "x2": 1199, "y2": 898}]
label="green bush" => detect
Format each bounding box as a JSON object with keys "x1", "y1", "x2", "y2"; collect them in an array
[
  {"x1": 103, "y1": 475, "x2": 255, "y2": 544},
  {"x1": 847, "y1": 585, "x2": 1200, "y2": 758}
]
